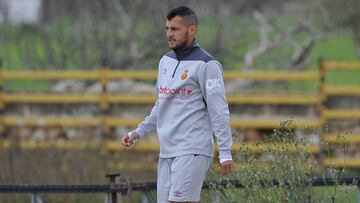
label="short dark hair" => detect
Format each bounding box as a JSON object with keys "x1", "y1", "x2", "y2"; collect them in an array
[{"x1": 167, "y1": 6, "x2": 198, "y2": 25}]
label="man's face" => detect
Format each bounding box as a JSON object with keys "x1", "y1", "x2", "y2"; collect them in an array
[{"x1": 166, "y1": 16, "x2": 196, "y2": 50}]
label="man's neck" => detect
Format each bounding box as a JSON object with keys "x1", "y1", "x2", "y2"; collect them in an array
[{"x1": 173, "y1": 40, "x2": 197, "y2": 60}]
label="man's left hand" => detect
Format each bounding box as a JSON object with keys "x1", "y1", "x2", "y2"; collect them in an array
[{"x1": 220, "y1": 160, "x2": 233, "y2": 176}]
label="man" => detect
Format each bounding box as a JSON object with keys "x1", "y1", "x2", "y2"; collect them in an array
[{"x1": 122, "y1": 6, "x2": 233, "y2": 203}]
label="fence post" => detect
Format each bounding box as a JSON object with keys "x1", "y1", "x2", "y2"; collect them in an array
[
  {"x1": 318, "y1": 57, "x2": 326, "y2": 172},
  {"x1": 99, "y1": 59, "x2": 109, "y2": 154},
  {"x1": 358, "y1": 184, "x2": 360, "y2": 203},
  {"x1": 0, "y1": 59, "x2": 4, "y2": 137},
  {"x1": 106, "y1": 173, "x2": 121, "y2": 203},
  {"x1": 31, "y1": 192, "x2": 43, "y2": 203},
  {"x1": 142, "y1": 190, "x2": 156, "y2": 203}
]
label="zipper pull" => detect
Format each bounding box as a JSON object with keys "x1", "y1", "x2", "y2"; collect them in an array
[{"x1": 172, "y1": 60, "x2": 181, "y2": 78}]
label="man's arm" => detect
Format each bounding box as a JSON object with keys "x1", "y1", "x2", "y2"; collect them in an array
[
  {"x1": 122, "y1": 100, "x2": 159, "y2": 148},
  {"x1": 198, "y1": 60, "x2": 233, "y2": 175},
  {"x1": 122, "y1": 57, "x2": 164, "y2": 148}
]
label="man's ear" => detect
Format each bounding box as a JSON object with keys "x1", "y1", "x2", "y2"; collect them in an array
[{"x1": 189, "y1": 24, "x2": 197, "y2": 36}]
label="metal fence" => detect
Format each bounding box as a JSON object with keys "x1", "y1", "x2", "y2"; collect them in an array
[{"x1": 1, "y1": 175, "x2": 359, "y2": 203}]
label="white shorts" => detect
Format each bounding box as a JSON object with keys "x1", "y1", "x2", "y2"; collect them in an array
[{"x1": 157, "y1": 154, "x2": 212, "y2": 203}]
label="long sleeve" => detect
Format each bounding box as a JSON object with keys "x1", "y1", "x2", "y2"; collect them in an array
[
  {"x1": 133, "y1": 57, "x2": 164, "y2": 140},
  {"x1": 197, "y1": 60, "x2": 233, "y2": 162},
  {"x1": 134, "y1": 100, "x2": 159, "y2": 140}
]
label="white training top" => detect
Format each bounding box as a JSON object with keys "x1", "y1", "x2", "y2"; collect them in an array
[{"x1": 134, "y1": 41, "x2": 233, "y2": 162}]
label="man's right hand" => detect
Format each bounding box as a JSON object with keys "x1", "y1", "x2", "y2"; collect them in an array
[{"x1": 121, "y1": 132, "x2": 140, "y2": 148}]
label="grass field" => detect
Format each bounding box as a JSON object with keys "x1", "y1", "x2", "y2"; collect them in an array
[
  {"x1": 312, "y1": 186, "x2": 359, "y2": 202},
  {"x1": 201, "y1": 185, "x2": 359, "y2": 202}
]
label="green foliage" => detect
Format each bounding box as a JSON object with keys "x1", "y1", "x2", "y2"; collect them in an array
[
  {"x1": 197, "y1": 17, "x2": 219, "y2": 49},
  {"x1": 0, "y1": 11, "x2": 359, "y2": 91},
  {"x1": 205, "y1": 121, "x2": 355, "y2": 202}
]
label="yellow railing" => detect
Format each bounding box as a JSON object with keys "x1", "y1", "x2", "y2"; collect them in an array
[
  {"x1": 0, "y1": 140, "x2": 320, "y2": 154},
  {"x1": 0, "y1": 116, "x2": 323, "y2": 129},
  {"x1": 1, "y1": 70, "x2": 320, "y2": 81},
  {"x1": 1, "y1": 93, "x2": 321, "y2": 105},
  {"x1": 0, "y1": 60, "x2": 359, "y2": 169},
  {"x1": 0, "y1": 69, "x2": 324, "y2": 130},
  {"x1": 319, "y1": 60, "x2": 360, "y2": 144}
]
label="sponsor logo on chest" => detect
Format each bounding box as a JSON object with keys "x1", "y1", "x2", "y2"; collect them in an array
[{"x1": 159, "y1": 85, "x2": 192, "y2": 96}]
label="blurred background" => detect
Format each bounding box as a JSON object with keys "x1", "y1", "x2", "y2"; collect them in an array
[{"x1": 0, "y1": 0, "x2": 360, "y2": 202}]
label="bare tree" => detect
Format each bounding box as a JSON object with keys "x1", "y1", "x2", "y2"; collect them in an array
[
  {"x1": 243, "y1": 8, "x2": 321, "y2": 71},
  {"x1": 243, "y1": 10, "x2": 275, "y2": 71}
]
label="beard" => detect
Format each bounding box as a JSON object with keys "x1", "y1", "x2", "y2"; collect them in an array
[
  {"x1": 171, "y1": 40, "x2": 189, "y2": 51},
  {"x1": 169, "y1": 31, "x2": 191, "y2": 51}
]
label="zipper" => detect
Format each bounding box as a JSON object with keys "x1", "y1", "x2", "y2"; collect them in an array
[{"x1": 171, "y1": 60, "x2": 181, "y2": 78}]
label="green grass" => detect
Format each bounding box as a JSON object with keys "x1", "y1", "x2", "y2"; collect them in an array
[
  {"x1": 310, "y1": 32, "x2": 359, "y2": 80},
  {"x1": 4, "y1": 80, "x2": 53, "y2": 92},
  {"x1": 200, "y1": 185, "x2": 359, "y2": 202},
  {"x1": 309, "y1": 30, "x2": 360, "y2": 86},
  {"x1": 310, "y1": 31, "x2": 358, "y2": 62},
  {"x1": 326, "y1": 70, "x2": 360, "y2": 85},
  {"x1": 312, "y1": 186, "x2": 358, "y2": 202}
]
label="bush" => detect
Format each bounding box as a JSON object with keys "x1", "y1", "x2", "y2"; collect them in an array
[{"x1": 206, "y1": 120, "x2": 355, "y2": 203}]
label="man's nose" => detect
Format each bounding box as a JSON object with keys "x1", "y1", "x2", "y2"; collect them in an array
[{"x1": 167, "y1": 30, "x2": 173, "y2": 38}]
